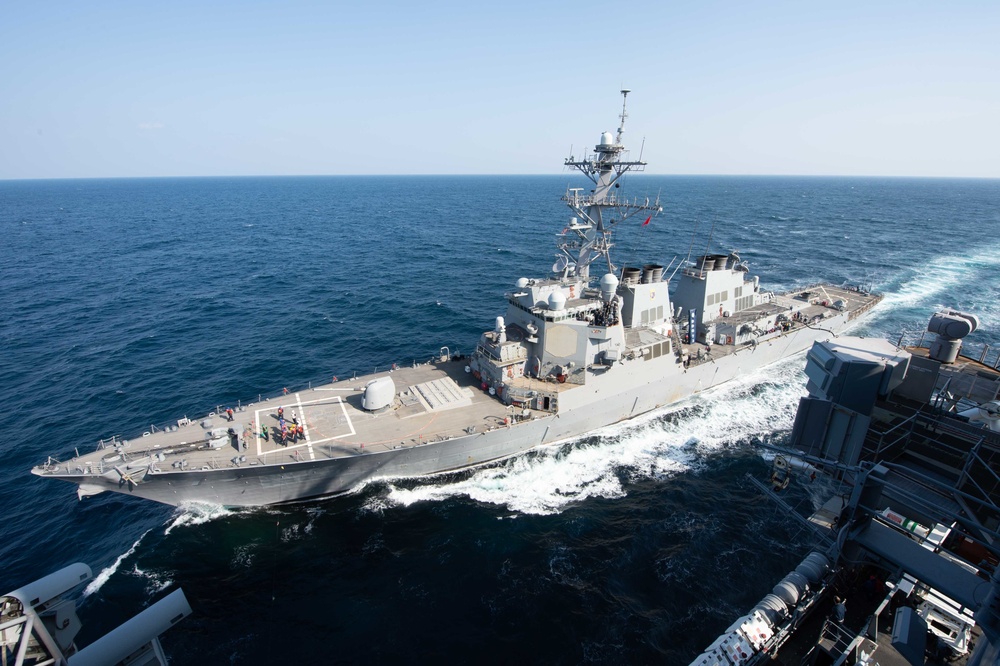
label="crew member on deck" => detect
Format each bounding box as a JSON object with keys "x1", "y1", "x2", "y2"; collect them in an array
[{"x1": 832, "y1": 597, "x2": 846, "y2": 623}]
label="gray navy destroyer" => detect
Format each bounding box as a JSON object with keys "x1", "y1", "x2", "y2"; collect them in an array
[{"x1": 32, "y1": 91, "x2": 882, "y2": 508}]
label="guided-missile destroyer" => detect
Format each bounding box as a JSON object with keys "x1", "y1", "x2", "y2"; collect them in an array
[{"x1": 32, "y1": 91, "x2": 881, "y2": 507}]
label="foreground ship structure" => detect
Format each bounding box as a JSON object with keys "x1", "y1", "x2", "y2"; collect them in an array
[
  {"x1": 1, "y1": 563, "x2": 190, "y2": 665},
  {"x1": 32, "y1": 91, "x2": 881, "y2": 507},
  {"x1": 692, "y1": 311, "x2": 1000, "y2": 665}
]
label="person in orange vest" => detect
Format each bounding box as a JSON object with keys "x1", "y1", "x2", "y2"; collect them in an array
[
  {"x1": 226, "y1": 407, "x2": 234, "y2": 422},
  {"x1": 296, "y1": 424, "x2": 304, "y2": 440}
]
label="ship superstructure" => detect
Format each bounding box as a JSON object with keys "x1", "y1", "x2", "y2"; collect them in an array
[
  {"x1": 32, "y1": 92, "x2": 882, "y2": 508},
  {"x1": 692, "y1": 311, "x2": 1000, "y2": 665}
]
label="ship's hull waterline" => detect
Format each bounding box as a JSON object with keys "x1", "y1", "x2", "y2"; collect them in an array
[
  {"x1": 35, "y1": 306, "x2": 870, "y2": 507},
  {"x1": 32, "y1": 91, "x2": 882, "y2": 508}
]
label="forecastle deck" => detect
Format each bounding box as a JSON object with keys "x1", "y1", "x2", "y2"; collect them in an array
[{"x1": 34, "y1": 360, "x2": 525, "y2": 502}]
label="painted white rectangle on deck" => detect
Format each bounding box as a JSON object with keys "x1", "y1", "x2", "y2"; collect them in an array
[
  {"x1": 252, "y1": 394, "x2": 357, "y2": 452},
  {"x1": 294, "y1": 393, "x2": 317, "y2": 460},
  {"x1": 294, "y1": 395, "x2": 357, "y2": 446},
  {"x1": 328, "y1": 395, "x2": 357, "y2": 441}
]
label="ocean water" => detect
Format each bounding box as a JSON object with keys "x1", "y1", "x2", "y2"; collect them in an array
[{"x1": 1, "y1": 174, "x2": 999, "y2": 664}]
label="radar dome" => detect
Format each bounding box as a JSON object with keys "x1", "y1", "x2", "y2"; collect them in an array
[
  {"x1": 599, "y1": 132, "x2": 614, "y2": 146},
  {"x1": 548, "y1": 291, "x2": 566, "y2": 311},
  {"x1": 516, "y1": 277, "x2": 529, "y2": 289},
  {"x1": 599, "y1": 273, "x2": 619, "y2": 301}
]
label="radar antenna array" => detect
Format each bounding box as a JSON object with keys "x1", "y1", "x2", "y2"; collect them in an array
[{"x1": 559, "y1": 89, "x2": 662, "y2": 278}]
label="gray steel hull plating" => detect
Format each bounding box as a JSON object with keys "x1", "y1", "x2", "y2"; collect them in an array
[{"x1": 62, "y1": 315, "x2": 849, "y2": 507}]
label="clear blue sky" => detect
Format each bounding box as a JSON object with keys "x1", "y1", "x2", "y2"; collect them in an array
[{"x1": 2, "y1": 1, "x2": 998, "y2": 179}]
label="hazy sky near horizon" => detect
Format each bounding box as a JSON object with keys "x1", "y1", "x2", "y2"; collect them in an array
[{"x1": 3, "y1": 1, "x2": 998, "y2": 179}]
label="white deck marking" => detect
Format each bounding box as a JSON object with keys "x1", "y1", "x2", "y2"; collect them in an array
[
  {"x1": 295, "y1": 392, "x2": 315, "y2": 460},
  {"x1": 254, "y1": 406, "x2": 265, "y2": 457},
  {"x1": 290, "y1": 394, "x2": 356, "y2": 443},
  {"x1": 286, "y1": 394, "x2": 357, "y2": 442},
  {"x1": 252, "y1": 393, "x2": 358, "y2": 459},
  {"x1": 331, "y1": 395, "x2": 356, "y2": 440}
]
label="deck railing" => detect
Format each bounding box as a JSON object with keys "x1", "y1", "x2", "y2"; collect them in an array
[{"x1": 898, "y1": 331, "x2": 1000, "y2": 370}]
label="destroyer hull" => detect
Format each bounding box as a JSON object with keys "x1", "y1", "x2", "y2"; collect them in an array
[
  {"x1": 38, "y1": 310, "x2": 857, "y2": 507},
  {"x1": 32, "y1": 94, "x2": 884, "y2": 509}
]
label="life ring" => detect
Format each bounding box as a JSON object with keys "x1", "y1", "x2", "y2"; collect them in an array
[
  {"x1": 507, "y1": 368, "x2": 513, "y2": 378},
  {"x1": 727, "y1": 336, "x2": 733, "y2": 345}
]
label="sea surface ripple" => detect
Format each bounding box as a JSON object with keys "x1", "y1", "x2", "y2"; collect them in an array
[{"x1": 1, "y1": 174, "x2": 999, "y2": 663}]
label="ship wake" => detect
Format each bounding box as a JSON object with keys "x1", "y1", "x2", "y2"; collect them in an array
[
  {"x1": 874, "y1": 243, "x2": 1000, "y2": 326},
  {"x1": 380, "y1": 358, "x2": 809, "y2": 515}
]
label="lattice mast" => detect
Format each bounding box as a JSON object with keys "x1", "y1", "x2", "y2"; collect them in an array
[{"x1": 561, "y1": 89, "x2": 662, "y2": 279}]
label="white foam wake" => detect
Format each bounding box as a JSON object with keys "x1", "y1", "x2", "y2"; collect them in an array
[
  {"x1": 130, "y1": 564, "x2": 174, "y2": 596},
  {"x1": 876, "y1": 244, "x2": 1000, "y2": 318},
  {"x1": 84, "y1": 503, "x2": 233, "y2": 597},
  {"x1": 164, "y1": 501, "x2": 232, "y2": 535},
  {"x1": 383, "y1": 359, "x2": 808, "y2": 516},
  {"x1": 84, "y1": 529, "x2": 152, "y2": 597}
]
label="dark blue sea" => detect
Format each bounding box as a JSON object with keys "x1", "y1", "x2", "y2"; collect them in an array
[{"x1": 2, "y1": 174, "x2": 999, "y2": 664}]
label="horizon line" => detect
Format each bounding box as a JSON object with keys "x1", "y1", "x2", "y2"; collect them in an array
[{"x1": 3, "y1": 172, "x2": 999, "y2": 183}]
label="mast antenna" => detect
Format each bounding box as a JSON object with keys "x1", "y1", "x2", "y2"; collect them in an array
[
  {"x1": 685, "y1": 221, "x2": 700, "y2": 265},
  {"x1": 703, "y1": 221, "x2": 717, "y2": 262},
  {"x1": 667, "y1": 256, "x2": 686, "y2": 282},
  {"x1": 616, "y1": 89, "x2": 631, "y2": 144}
]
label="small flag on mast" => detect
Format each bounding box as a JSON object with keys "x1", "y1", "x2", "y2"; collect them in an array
[{"x1": 642, "y1": 216, "x2": 652, "y2": 226}]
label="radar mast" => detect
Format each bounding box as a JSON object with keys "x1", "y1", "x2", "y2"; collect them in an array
[{"x1": 560, "y1": 89, "x2": 662, "y2": 279}]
